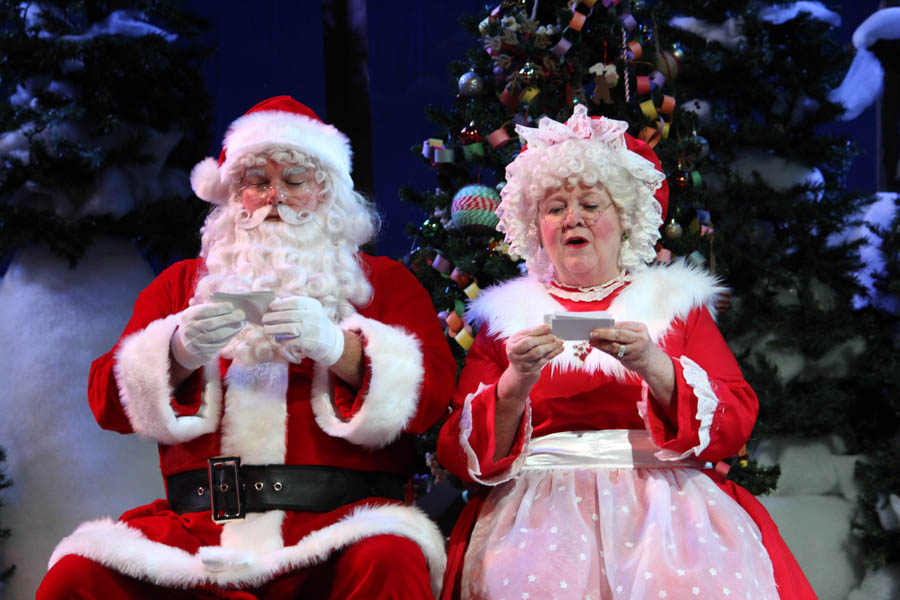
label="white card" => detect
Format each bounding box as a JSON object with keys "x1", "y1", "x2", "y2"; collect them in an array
[
  {"x1": 210, "y1": 291, "x2": 275, "y2": 325},
  {"x1": 544, "y1": 311, "x2": 615, "y2": 341}
]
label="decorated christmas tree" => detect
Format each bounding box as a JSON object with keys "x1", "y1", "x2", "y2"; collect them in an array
[
  {"x1": 401, "y1": 0, "x2": 898, "y2": 581},
  {"x1": 0, "y1": 0, "x2": 213, "y2": 266}
]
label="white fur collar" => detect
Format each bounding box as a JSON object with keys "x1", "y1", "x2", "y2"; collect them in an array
[{"x1": 467, "y1": 262, "x2": 727, "y2": 377}]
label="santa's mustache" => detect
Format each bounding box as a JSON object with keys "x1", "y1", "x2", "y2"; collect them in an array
[{"x1": 235, "y1": 204, "x2": 315, "y2": 229}]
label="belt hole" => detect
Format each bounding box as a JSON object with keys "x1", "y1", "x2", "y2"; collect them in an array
[
  {"x1": 254, "y1": 482, "x2": 264, "y2": 491},
  {"x1": 197, "y1": 487, "x2": 205, "y2": 496},
  {"x1": 220, "y1": 483, "x2": 229, "y2": 492},
  {"x1": 273, "y1": 482, "x2": 283, "y2": 492}
]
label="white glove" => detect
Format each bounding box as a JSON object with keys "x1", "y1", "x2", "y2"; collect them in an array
[
  {"x1": 170, "y1": 302, "x2": 246, "y2": 370},
  {"x1": 262, "y1": 296, "x2": 345, "y2": 366}
]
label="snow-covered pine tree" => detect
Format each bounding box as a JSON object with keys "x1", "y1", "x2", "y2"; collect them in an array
[
  {"x1": 0, "y1": 2, "x2": 213, "y2": 596},
  {"x1": 0, "y1": 0, "x2": 213, "y2": 266}
]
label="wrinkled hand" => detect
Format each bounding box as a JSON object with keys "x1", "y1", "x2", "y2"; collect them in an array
[
  {"x1": 590, "y1": 321, "x2": 666, "y2": 375},
  {"x1": 505, "y1": 324, "x2": 564, "y2": 381},
  {"x1": 170, "y1": 302, "x2": 246, "y2": 370},
  {"x1": 262, "y1": 296, "x2": 344, "y2": 366}
]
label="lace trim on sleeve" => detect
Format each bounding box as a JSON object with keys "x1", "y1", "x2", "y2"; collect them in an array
[
  {"x1": 679, "y1": 355, "x2": 718, "y2": 454},
  {"x1": 459, "y1": 382, "x2": 533, "y2": 485},
  {"x1": 640, "y1": 355, "x2": 719, "y2": 461}
]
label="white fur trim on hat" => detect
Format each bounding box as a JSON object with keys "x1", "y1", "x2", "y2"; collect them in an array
[
  {"x1": 190, "y1": 109, "x2": 354, "y2": 205},
  {"x1": 222, "y1": 110, "x2": 352, "y2": 178}
]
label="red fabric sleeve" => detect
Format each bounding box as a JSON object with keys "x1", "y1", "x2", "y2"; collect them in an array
[
  {"x1": 333, "y1": 256, "x2": 456, "y2": 434},
  {"x1": 87, "y1": 260, "x2": 199, "y2": 434},
  {"x1": 643, "y1": 306, "x2": 758, "y2": 462},
  {"x1": 437, "y1": 330, "x2": 529, "y2": 483}
]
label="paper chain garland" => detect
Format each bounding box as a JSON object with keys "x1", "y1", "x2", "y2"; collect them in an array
[{"x1": 430, "y1": 251, "x2": 482, "y2": 350}]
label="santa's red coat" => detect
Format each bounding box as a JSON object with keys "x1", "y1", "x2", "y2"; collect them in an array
[{"x1": 48, "y1": 254, "x2": 456, "y2": 595}]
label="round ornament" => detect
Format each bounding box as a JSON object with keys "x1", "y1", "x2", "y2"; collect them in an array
[
  {"x1": 458, "y1": 71, "x2": 485, "y2": 97},
  {"x1": 671, "y1": 42, "x2": 685, "y2": 62},
  {"x1": 663, "y1": 219, "x2": 683, "y2": 240},
  {"x1": 671, "y1": 171, "x2": 692, "y2": 191},
  {"x1": 460, "y1": 121, "x2": 482, "y2": 144},
  {"x1": 691, "y1": 135, "x2": 710, "y2": 160},
  {"x1": 451, "y1": 184, "x2": 501, "y2": 230},
  {"x1": 655, "y1": 50, "x2": 679, "y2": 82},
  {"x1": 421, "y1": 218, "x2": 443, "y2": 239},
  {"x1": 518, "y1": 61, "x2": 538, "y2": 84}
]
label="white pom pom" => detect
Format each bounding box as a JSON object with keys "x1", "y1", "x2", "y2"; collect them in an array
[{"x1": 190, "y1": 157, "x2": 228, "y2": 204}]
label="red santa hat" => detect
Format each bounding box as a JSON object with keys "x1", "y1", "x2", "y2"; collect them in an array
[
  {"x1": 190, "y1": 96, "x2": 353, "y2": 204},
  {"x1": 623, "y1": 132, "x2": 669, "y2": 221}
]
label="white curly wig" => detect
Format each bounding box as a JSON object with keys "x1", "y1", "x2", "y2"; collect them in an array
[{"x1": 496, "y1": 104, "x2": 667, "y2": 282}]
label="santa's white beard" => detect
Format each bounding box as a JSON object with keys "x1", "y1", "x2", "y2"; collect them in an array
[{"x1": 192, "y1": 204, "x2": 372, "y2": 366}]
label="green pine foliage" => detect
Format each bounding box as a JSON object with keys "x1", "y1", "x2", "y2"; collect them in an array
[
  {"x1": 0, "y1": 446, "x2": 13, "y2": 584},
  {"x1": 0, "y1": 0, "x2": 214, "y2": 266},
  {"x1": 854, "y1": 442, "x2": 900, "y2": 570},
  {"x1": 402, "y1": 0, "x2": 899, "y2": 566}
]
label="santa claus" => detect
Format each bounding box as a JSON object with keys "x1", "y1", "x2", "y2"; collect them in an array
[{"x1": 37, "y1": 96, "x2": 456, "y2": 599}]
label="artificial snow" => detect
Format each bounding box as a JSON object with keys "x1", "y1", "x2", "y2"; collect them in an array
[
  {"x1": 0, "y1": 239, "x2": 163, "y2": 599},
  {"x1": 756, "y1": 436, "x2": 864, "y2": 600}
]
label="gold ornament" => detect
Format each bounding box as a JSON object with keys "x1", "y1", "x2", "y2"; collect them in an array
[{"x1": 663, "y1": 219, "x2": 683, "y2": 240}]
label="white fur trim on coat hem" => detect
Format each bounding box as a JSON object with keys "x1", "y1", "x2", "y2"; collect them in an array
[
  {"x1": 47, "y1": 504, "x2": 447, "y2": 596},
  {"x1": 459, "y1": 383, "x2": 534, "y2": 485},
  {"x1": 310, "y1": 313, "x2": 424, "y2": 449},
  {"x1": 113, "y1": 314, "x2": 222, "y2": 444}
]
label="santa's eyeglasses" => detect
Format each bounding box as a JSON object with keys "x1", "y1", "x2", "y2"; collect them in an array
[{"x1": 239, "y1": 181, "x2": 316, "y2": 202}]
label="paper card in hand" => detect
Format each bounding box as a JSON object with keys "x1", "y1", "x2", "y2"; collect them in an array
[
  {"x1": 544, "y1": 311, "x2": 615, "y2": 341},
  {"x1": 210, "y1": 291, "x2": 275, "y2": 325}
]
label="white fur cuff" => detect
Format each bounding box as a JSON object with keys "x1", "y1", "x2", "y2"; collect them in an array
[
  {"x1": 114, "y1": 314, "x2": 222, "y2": 444},
  {"x1": 310, "y1": 314, "x2": 424, "y2": 449}
]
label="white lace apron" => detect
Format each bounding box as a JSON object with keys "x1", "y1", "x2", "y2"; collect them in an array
[{"x1": 461, "y1": 430, "x2": 780, "y2": 600}]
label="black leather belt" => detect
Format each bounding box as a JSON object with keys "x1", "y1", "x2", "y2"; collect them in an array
[{"x1": 167, "y1": 457, "x2": 408, "y2": 522}]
